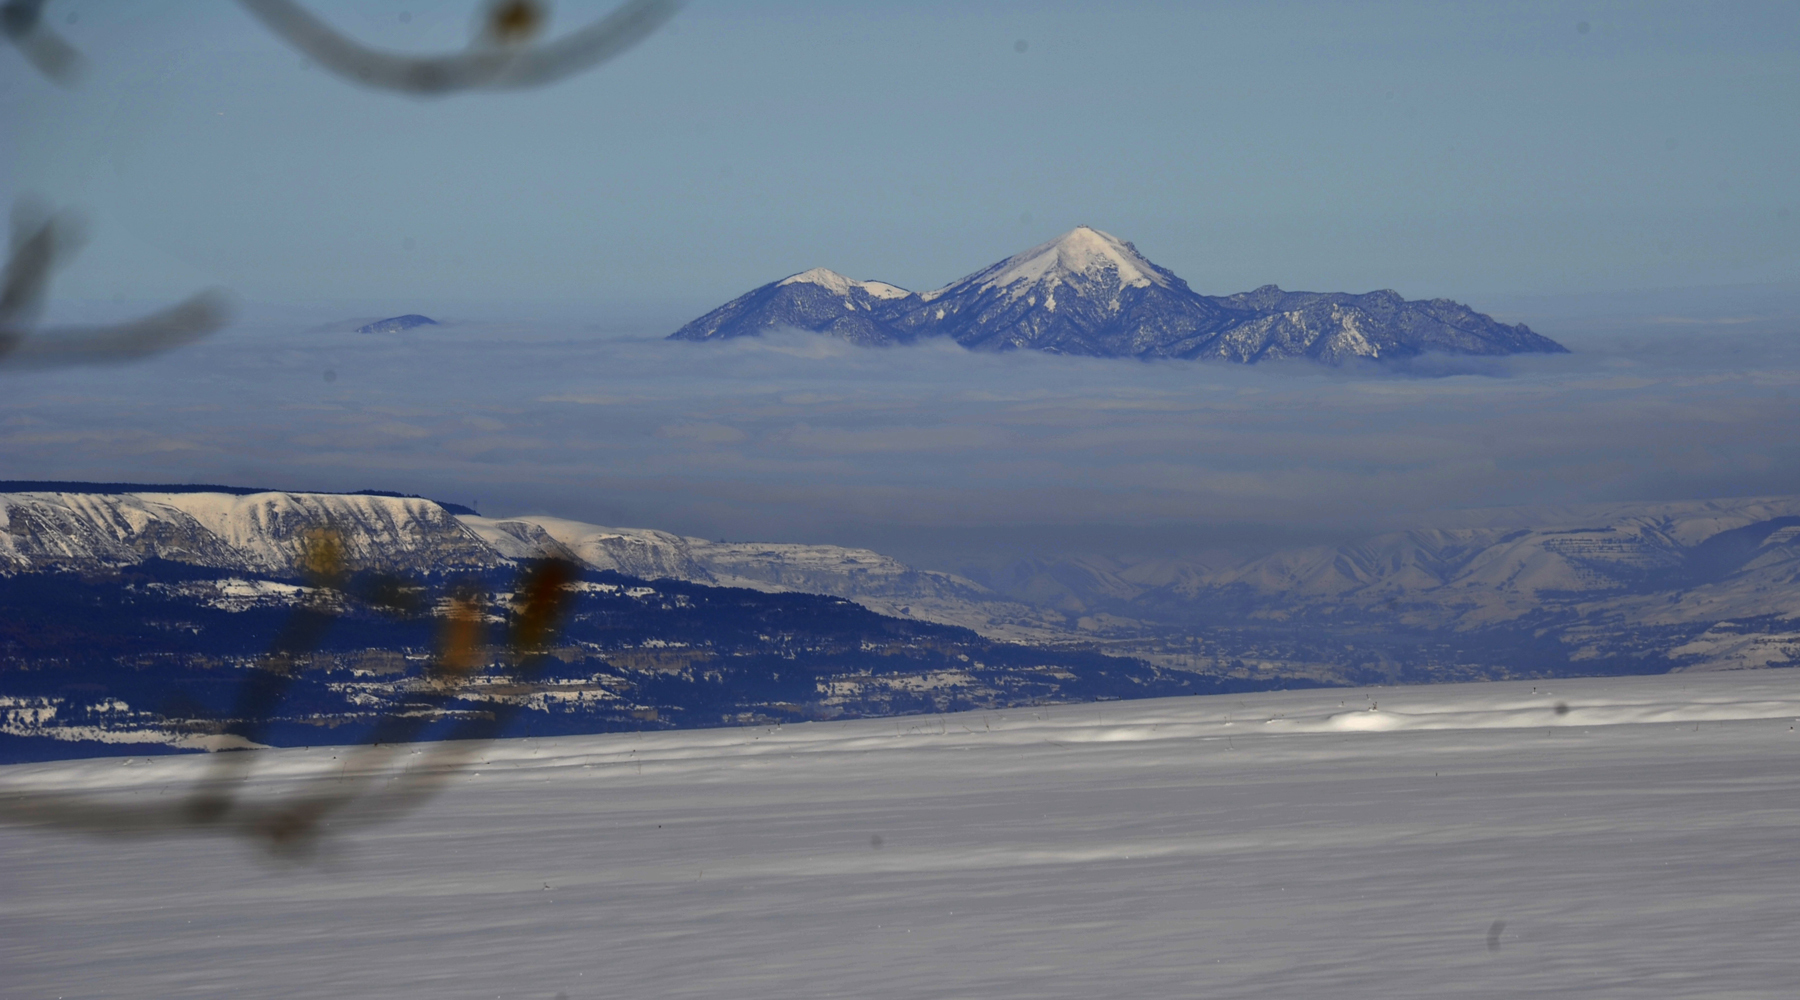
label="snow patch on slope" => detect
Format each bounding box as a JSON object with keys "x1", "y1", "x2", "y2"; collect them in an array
[
  {"x1": 457, "y1": 514, "x2": 1065, "y2": 639},
  {"x1": 925, "y1": 226, "x2": 1171, "y2": 302},
  {"x1": 0, "y1": 491, "x2": 496, "y2": 576},
  {"x1": 777, "y1": 268, "x2": 910, "y2": 300}
]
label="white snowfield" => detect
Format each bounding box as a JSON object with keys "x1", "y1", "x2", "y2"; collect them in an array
[
  {"x1": 777, "y1": 267, "x2": 911, "y2": 300},
  {"x1": 5, "y1": 670, "x2": 1800, "y2": 999},
  {"x1": 925, "y1": 225, "x2": 1174, "y2": 302}
]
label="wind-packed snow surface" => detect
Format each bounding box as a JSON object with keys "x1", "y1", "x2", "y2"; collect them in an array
[{"x1": 4, "y1": 670, "x2": 1799, "y2": 999}]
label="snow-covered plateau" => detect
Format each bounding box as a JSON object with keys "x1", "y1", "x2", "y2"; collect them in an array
[
  {"x1": 0, "y1": 489, "x2": 497, "y2": 577},
  {"x1": 0, "y1": 489, "x2": 1059, "y2": 637},
  {"x1": 4, "y1": 669, "x2": 1798, "y2": 998},
  {"x1": 6, "y1": 486, "x2": 1795, "y2": 671}
]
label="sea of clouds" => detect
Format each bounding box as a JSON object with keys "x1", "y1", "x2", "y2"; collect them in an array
[{"x1": 4, "y1": 294, "x2": 1798, "y2": 570}]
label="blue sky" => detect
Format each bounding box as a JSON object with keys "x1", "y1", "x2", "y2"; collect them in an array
[{"x1": 6, "y1": 0, "x2": 1796, "y2": 311}]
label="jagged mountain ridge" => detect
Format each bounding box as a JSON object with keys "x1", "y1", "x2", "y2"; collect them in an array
[
  {"x1": 1137, "y1": 496, "x2": 1800, "y2": 622},
  {"x1": 4, "y1": 488, "x2": 1795, "y2": 670},
  {"x1": 882, "y1": 227, "x2": 1236, "y2": 357},
  {"x1": 12, "y1": 487, "x2": 1797, "y2": 763},
  {"x1": 0, "y1": 491, "x2": 1055, "y2": 639},
  {"x1": 669, "y1": 227, "x2": 1566, "y2": 364},
  {"x1": 980, "y1": 497, "x2": 1800, "y2": 620},
  {"x1": 974, "y1": 496, "x2": 1800, "y2": 671}
]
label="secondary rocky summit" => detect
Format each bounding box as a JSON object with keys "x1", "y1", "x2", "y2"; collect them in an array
[{"x1": 671, "y1": 227, "x2": 1565, "y2": 364}]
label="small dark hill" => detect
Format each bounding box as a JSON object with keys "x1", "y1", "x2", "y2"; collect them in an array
[{"x1": 356, "y1": 314, "x2": 439, "y2": 334}]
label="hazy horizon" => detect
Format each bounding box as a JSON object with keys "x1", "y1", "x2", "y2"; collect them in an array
[
  {"x1": 6, "y1": 0, "x2": 1798, "y2": 575},
  {"x1": 7, "y1": 279, "x2": 1800, "y2": 576},
  {"x1": 7, "y1": 1, "x2": 1797, "y2": 308}
]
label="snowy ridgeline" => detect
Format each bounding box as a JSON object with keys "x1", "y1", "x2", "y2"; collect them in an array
[
  {"x1": 3, "y1": 488, "x2": 1799, "y2": 671},
  {"x1": 669, "y1": 226, "x2": 1566, "y2": 364},
  {"x1": 0, "y1": 488, "x2": 1049, "y2": 634},
  {"x1": 1010, "y1": 494, "x2": 1800, "y2": 627},
  {"x1": 0, "y1": 490, "x2": 498, "y2": 576},
  {"x1": 5, "y1": 670, "x2": 1800, "y2": 998}
]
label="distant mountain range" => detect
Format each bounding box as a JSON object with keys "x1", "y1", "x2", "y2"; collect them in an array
[
  {"x1": 4, "y1": 488, "x2": 1796, "y2": 665},
  {"x1": 670, "y1": 227, "x2": 1566, "y2": 364},
  {"x1": 5, "y1": 485, "x2": 1794, "y2": 759},
  {"x1": 470, "y1": 497, "x2": 1800, "y2": 675},
  {"x1": 984, "y1": 497, "x2": 1800, "y2": 665}
]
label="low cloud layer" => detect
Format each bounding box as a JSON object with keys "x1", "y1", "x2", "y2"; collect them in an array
[{"x1": 4, "y1": 301, "x2": 1799, "y2": 568}]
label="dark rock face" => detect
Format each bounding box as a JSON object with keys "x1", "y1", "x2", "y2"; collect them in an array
[
  {"x1": 669, "y1": 227, "x2": 1566, "y2": 365},
  {"x1": 356, "y1": 314, "x2": 438, "y2": 334}
]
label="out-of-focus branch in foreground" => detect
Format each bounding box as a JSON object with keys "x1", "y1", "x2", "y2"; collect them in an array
[
  {"x1": 238, "y1": 0, "x2": 681, "y2": 96},
  {"x1": 1, "y1": 0, "x2": 84, "y2": 86},
  {"x1": 0, "y1": 199, "x2": 231, "y2": 371}
]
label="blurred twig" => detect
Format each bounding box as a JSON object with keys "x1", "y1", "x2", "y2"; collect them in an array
[
  {"x1": 1, "y1": 0, "x2": 84, "y2": 86},
  {"x1": 0, "y1": 548, "x2": 581, "y2": 859},
  {"x1": 0, "y1": 199, "x2": 231, "y2": 371},
  {"x1": 238, "y1": 0, "x2": 681, "y2": 95}
]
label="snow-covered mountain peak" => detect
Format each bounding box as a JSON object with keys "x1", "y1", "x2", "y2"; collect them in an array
[
  {"x1": 671, "y1": 228, "x2": 1565, "y2": 363},
  {"x1": 931, "y1": 226, "x2": 1172, "y2": 301},
  {"x1": 777, "y1": 268, "x2": 910, "y2": 300}
]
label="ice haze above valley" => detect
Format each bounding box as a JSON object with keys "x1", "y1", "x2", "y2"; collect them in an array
[{"x1": 3, "y1": 288, "x2": 1798, "y2": 574}]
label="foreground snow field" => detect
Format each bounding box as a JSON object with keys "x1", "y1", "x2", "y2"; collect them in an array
[{"x1": 5, "y1": 672, "x2": 1800, "y2": 999}]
